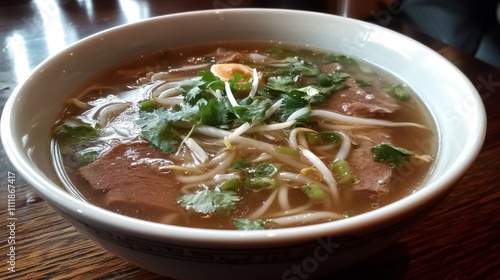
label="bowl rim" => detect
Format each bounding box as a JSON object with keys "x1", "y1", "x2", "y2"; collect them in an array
[{"x1": 0, "y1": 8, "x2": 487, "y2": 246}]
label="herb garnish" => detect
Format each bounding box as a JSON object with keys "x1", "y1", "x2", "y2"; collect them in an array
[
  {"x1": 176, "y1": 185, "x2": 240, "y2": 216},
  {"x1": 371, "y1": 143, "x2": 415, "y2": 167}
]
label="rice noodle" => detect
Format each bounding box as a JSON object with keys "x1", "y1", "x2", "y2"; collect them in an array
[
  {"x1": 268, "y1": 211, "x2": 343, "y2": 226},
  {"x1": 248, "y1": 188, "x2": 278, "y2": 220},
  {"x1": 185, "y1": 138, "x2": 208, "y2": 164},
  {"x1": 176, "y1": 151, "x2": 236, "y2": 184},
  {"x1": 297, "y1": 132, "x2": 309, "y2": 150},
  {"x1": 167, "y1": 63, "x2": 211, "y2": 73},
  {"x1": 278, "y1": 186, "x2": 291, "y2": 210},
  {"x1": 310, "y1": 109, "x2": 428, "y2": 129},
  {"x1": 276, "y1": 172, "x2": 330, "y2": 192},
  {"x1": 266, "y1": 98, "x2": 283, "y2": 119},
  {"x1": 151, "y1": 82, "x2": 181, "y2": 99},
  {"x1": 248, "y1": 68, "x2": 259, "y2": 99},
  {"x1": 225, "y1": 122, "x2": 254, "y2": 147},
  {"x1": 289, "y1": 127, "x2": 316, "y2": 149},
  {"x1": 68, "y1": 98, "x2": 90, "y2": 109},
  {"x1": 224, "y1": 81, "x2": 239, "y2": 107},
  {"x1": 286, "y1": 106, "x2": 311, "y2": 122},
  {"x1": 335, "y1": 131, "x2": 351, "y2": 161},
  {"x1": 251, "y1": 153, "x2": 274, "y2": 162},
  {"x1": 94, "y1": 102, "x2": 129, "y2": 127},
  {"x1": 267, "y1": 202, "x2": 314, "y2": 218},
  {"x1": 244, "y1": 120, "x2": 296, "y2": 133},
  {"x1": 180, "y1": 173, "x2": 241, "y2": 194},
  {"x1": 194, "y1": 125, "x2": 273, "y2": 152}
]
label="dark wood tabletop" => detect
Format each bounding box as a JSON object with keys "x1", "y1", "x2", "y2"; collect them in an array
[{"x1": 0, "y1": 1, "x2": 498, "y2": 279}]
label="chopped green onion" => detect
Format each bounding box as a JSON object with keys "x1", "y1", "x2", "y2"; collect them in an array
[
  {"x1": 244, "y1": 177, "x2": 277, "y2": 190},
  {"x1": 345, "y1": 211, "x2": 355, "y2": 217},
  {"x1": 330, "y1": 159, "x2": 358, "y2": 184},
  {"x1": 275, "y1": 146, "x2": 300, "y2": 156},
  {"x1": 139, "y1": 100, "x2": 159, "y2": 112},
  {"x1": 393, "y1": 86, "x2": 410, "y2": 101},
  {"x1": 302, "y1": 184, "x2": 325, "y2": 201},
  {"x1": 359, "y1": 66, "x2": 374, "y2": 73},
  {"x1": 230, "y1": 160, "x2": 252, "y2": 169},
  {"x1": 219, "y1": 178, "x2": 242, "y2": 191},
  {"x1": 356, "y1": 79, "x2": 372, "y2": 87},
  {"x1": 306, "y1": 131, "x2": 342, "y2": 145}
]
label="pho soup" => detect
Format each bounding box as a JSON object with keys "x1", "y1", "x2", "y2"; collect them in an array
[{"x1": 52, "y1": 42, "x2": 436, "y2": 230}]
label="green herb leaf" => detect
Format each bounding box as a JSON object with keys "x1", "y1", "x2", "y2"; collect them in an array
[
  {"x1": 266, "y1": 76, "x2": 297, "y2": 93},
  {"x1": 371, "y1": 143, "x2": 415, "y2": 166},
  {"x1": 53, "y1": 119, "x2": 100, "y2": 146},
  {"x1": 229, "y1": 72, "x2": 252, "y2": 92},
  {"x1": 356, "y1": 79, "x2": 372, "y2": 87},
  {"x1": 177, "y1": 186, "x2": 240, "y2": 216},
  {"x1": 279, "y1": 90, "x2": 309, "y2": 121},
  {"x1": 233, "y1": 217, "x2": 267, "y2": 230},
  {"x1": 323, "y1": 54, "x2": 357, "y2": 65},
  {"x1": 233, "y1": 98, "x2": 273, "y2": 123},
  {"x1": 274, "y1": 57, "x2": 320, "y2": 77},
  {"x1": 199, "y1": 97, "x2": 235, "y2": 127},
  {"x1": 316, "y1": 72, "x2": 350, "y2": 86},
  {"x1": 383, "y1": 83, "x2": 410, "y2": 101},
  {"x1": 136, "y1": 108, "x2": 183, "y2": 154}
]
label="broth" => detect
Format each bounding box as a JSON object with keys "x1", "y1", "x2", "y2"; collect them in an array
[{"x1": 52, "y1": 41, "x2": 437, "y2": 230}]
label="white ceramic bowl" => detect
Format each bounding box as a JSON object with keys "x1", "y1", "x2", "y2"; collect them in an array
[{"x1": 1, "y1": 9, "x2": 486, "y2": 280}]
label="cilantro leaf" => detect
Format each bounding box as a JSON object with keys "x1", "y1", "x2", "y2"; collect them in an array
[
  {"x1": 383, "y1": 83, "x2": 410, "y2": 101},
  {"x1": 252, "y1": 163, "x2": 280, "y2": 177},
  {"x1": 233, "y1": 98, "x2": 273, "y2": 123},
  {"x1": 266, "y1": 76, "x2": 297, "y2": 93},
  {"x1": 316, "y1": 72, "x2": 350, "y2": 86},
  {"x1": 279, "y1": 90, "x2": 309, "y2": 121},
  {"x1": 233, "y1": 217, "x2": 267, "y2": 230},
  {"x1": 53, "y1": 119, "x2": 100, "y2": 146},
  {"x1": 229, "y1": 72, "x2": 252, "y2": 92},
  {"x1": 177, "y1": 187, "x2": 240, "y2": 216},
  {"x1": 199, "y1": 97, "x2": 235, "y2": 127},
  {"x1": 323, "y1": 54, "x2": 357, "y2": 66},
  {"x1": 274, "y1": 57, "x2": 320, "y2": 77},
  {"x1": 136, "y1": 108, "x2": 183, "y2": 154},
  {"x1": 371, "y1": 143, "x2": 415, "y2": 166}
]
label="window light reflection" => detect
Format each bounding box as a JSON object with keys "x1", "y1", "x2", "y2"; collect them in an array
[
  {"x1": 6, "y1": 34, "x2": 30, "y2": 83},
  {"x1": 118, "y1": 0, "x2": 151, "y2": 23},
  {"x1": 34, "y1": 0, "x2": 67, "y2": 56}
]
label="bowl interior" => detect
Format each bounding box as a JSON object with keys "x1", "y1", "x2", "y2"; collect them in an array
[{"x1": 1, "y1": 9, "x2": 486, "y2": 243}]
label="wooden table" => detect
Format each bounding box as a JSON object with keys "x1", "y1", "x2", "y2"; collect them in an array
[{"x1": 1, "y1": 1, "x2": 498, "y2": 279}]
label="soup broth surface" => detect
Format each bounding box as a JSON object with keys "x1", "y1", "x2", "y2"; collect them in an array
[{"x1": 52, "y1": 41, "x2": 437, "y2": 230}]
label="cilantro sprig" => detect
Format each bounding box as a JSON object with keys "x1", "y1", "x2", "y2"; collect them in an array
[
  {"x1": 233, "y1": 217, "x2": 268, "y2": 230},
  {"x1": 176, "y1": 186, "x2": 240, "y2": 216},
  {"x1": 371, "y1": 143, "x2": 415, "y2": 167},
  {"x1": 53, "y1": 119, "x2": 100, "y2": 146}
]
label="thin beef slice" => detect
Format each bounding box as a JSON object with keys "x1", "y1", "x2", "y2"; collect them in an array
[
  {"x1": 79, "y1": 142, "x2": 179, "y2": 211},
  {"x1": 348, "y1": 129, "x2": 393, "y2": 201}
]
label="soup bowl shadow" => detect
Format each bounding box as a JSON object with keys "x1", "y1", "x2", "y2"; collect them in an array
[{"x1": 0, "y1": 9, "x2": 486, "y2": 280}]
